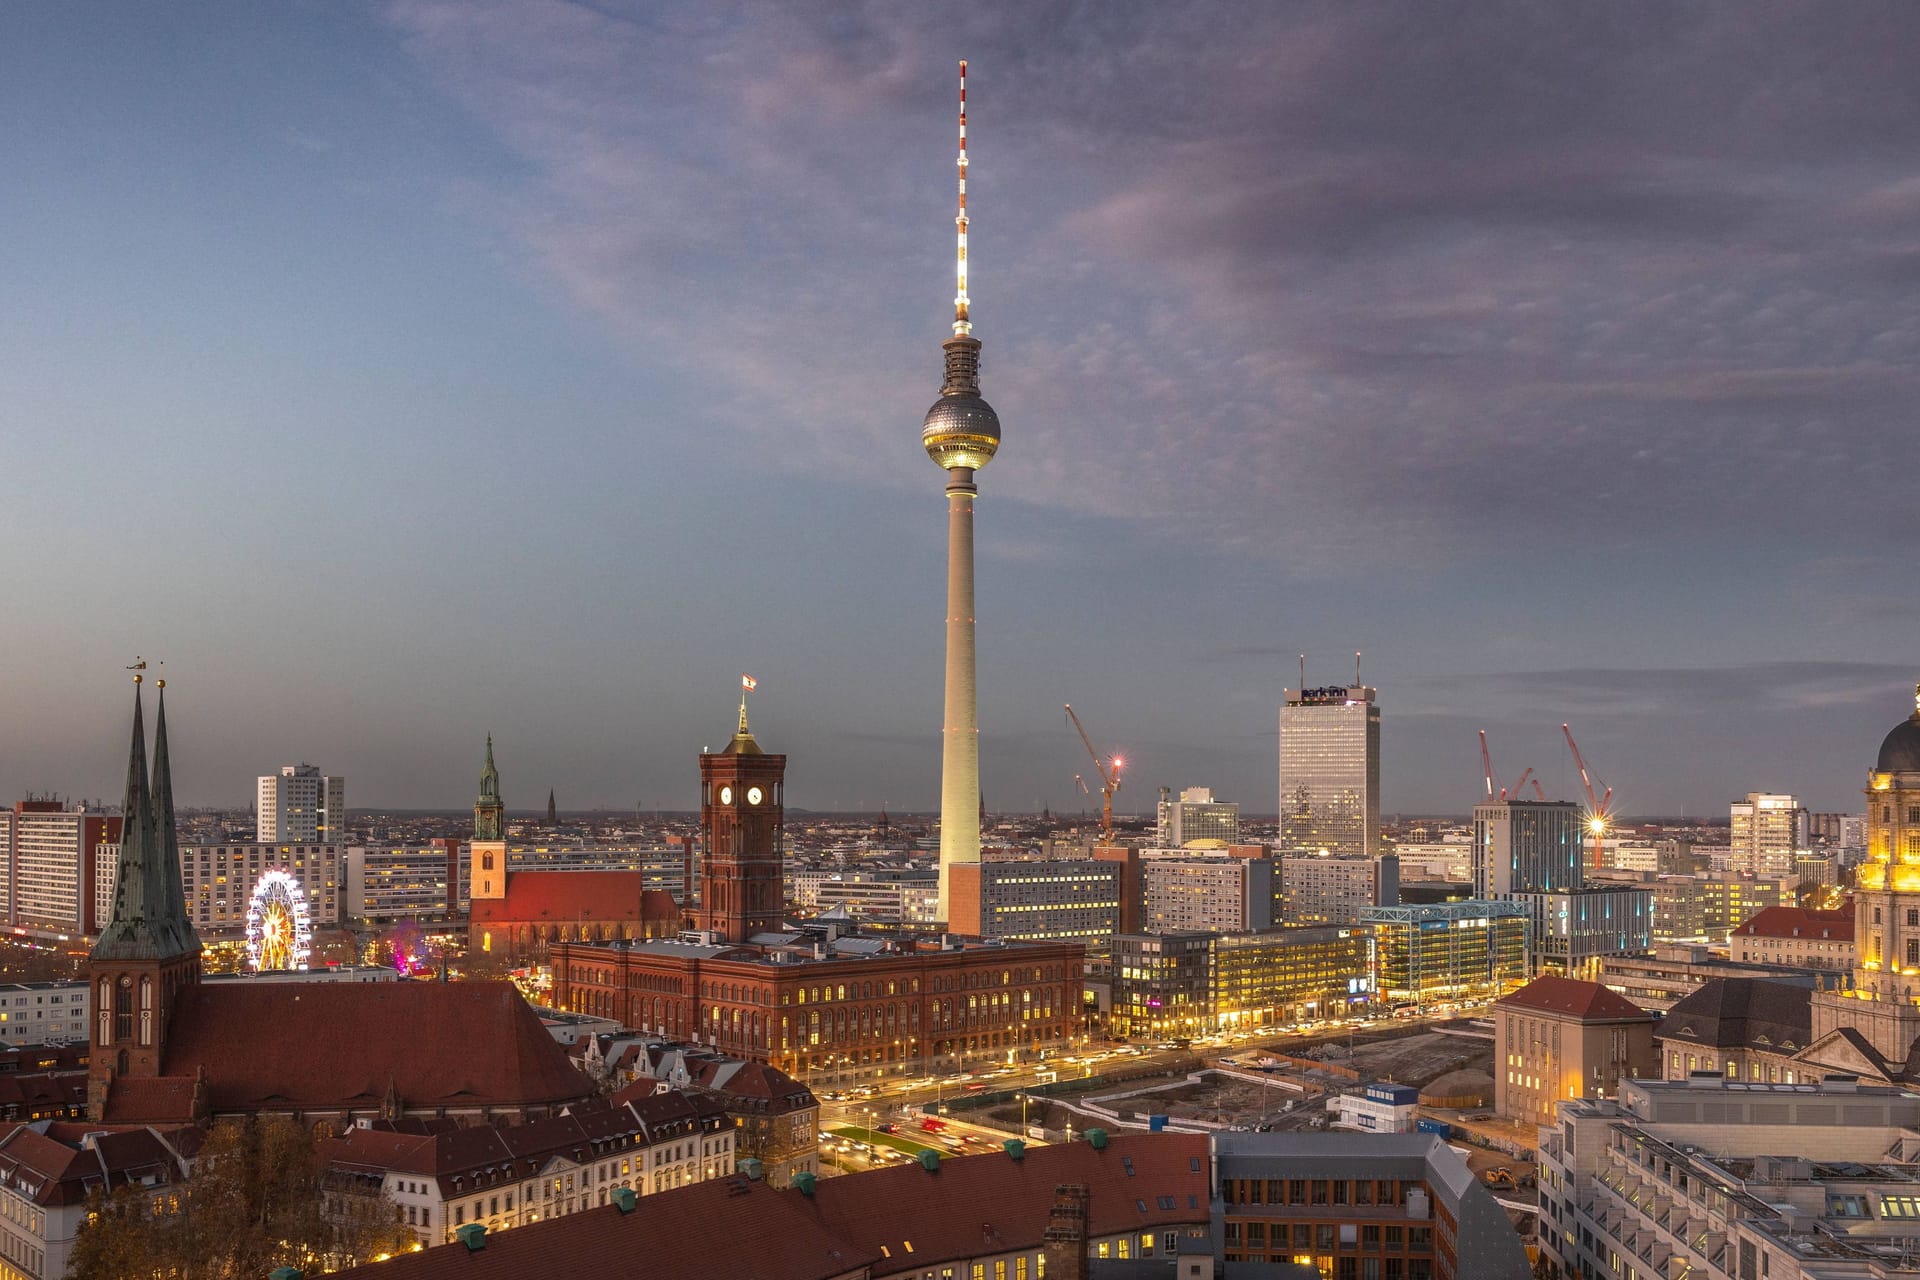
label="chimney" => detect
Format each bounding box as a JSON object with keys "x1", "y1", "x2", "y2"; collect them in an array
[{"x1": 1042, "y1": 1184, "x2": 1091, "y2": 1280}]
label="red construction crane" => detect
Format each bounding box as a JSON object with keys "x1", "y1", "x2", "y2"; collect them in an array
[
  {"x1": 1065, "y1": 705, "x2": 1123, "y2": 836},
  {"x1": 1562, "y1": 722, "x2": 1614, "y2": 870},
  {"x1": 1479, "y1": 730, "x2": 1537, "y2": 802}
]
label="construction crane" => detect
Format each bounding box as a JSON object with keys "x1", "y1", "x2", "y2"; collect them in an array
[
  {"x1": 1479, "y1": 730, "x2": 1538, "y2": 802},
  {"x1": 1073, "y1": 773, "x2": 1092, "y2": 821},
  {"x1": 1065, "y1": 704, "x2": 1123, "y2": 836},
  {"x1": 1562, "y1": 722, "x2": 1614, "y2": 870}
]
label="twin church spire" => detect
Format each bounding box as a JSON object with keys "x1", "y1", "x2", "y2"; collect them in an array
[{"x1": 94, "y1": 674, "x2": 199, "y2": 961}]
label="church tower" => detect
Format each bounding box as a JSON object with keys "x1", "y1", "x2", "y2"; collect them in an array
[
  {"x1": 89, "y1": 674, "x2": 203, "y2": 1121},
  {"x1": 1811, "y1": 685, "x2": 1920, "y2": 1065},
  {"x1": 697, "y1": 698, "x2": 786, "y2": 944},
  {"x1": 470, "y1": 736, "x2": 507, "y2": 901}
]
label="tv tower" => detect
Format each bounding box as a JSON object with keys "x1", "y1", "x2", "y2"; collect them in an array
[{"x1": 923, "y1": 60, "x2": 1001, "y2": 921}]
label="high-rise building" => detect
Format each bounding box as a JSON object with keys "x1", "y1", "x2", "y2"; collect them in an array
[
  {"x1": 1473, "y1": 800, "x2": 1582, "y2": 897},
  {"x1": 1277, "y1": 852, "x2": 1400, "y2": 925},
  {"x1": 1139, "y1": 856, "x2": 1274, "y2": 934},
  {"x1": 0, "y1": 800, "x2": 121, "y2": 939},
  {"x1": 1155, "y1": 787, "x2": 1239, "y2": 847},
  {"x1": 1729, "y1": 792, "x2": 1807, "y2": 878},
  {"x1": 1278, "y1": 683, "x2": 1380, "y2": 858},
  {"x1": 1476, "y1": 799, "x2": 1651, "y2": 973},
  {"x1": 255, "y1": 764, "x2": 345, "y2": 844},
  {"x1": 923, "y1": 63, "x2": 1001, "y2": 922}
]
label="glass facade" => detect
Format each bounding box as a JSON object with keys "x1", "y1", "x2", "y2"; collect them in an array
[
  {"x1": 1279, "y1": 687, "x2": 1380, "y2": 858},
  {"x1": 1363, "y1": 902, "x2": 1529, "y2": 1003},
  {"x1": 1212, "y1": 926, "x2": 1376, "y2": 1028}
]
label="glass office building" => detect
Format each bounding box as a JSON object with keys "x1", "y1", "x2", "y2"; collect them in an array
[{"x1": 1279, "y1": 685, "x2": 1381, "y2": 858}]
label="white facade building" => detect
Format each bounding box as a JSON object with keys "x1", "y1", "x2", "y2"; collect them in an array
[
  {"x1": 98, "y1": 843, "x2": 340, "y2": 938},
  {"x1": 256, "y1": 765, "x2": 346, "y2": 844},
  {"x1": 1729, "y1": 793, "x2": 1808, "y2": 880},
  {"x1": 0, "y1": 983, "x2": 88, "y2": 1045}
]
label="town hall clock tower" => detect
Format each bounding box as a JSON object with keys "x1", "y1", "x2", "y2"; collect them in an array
[{"x1": 697, "y1": 700, "x2": 787, "y2": 944}]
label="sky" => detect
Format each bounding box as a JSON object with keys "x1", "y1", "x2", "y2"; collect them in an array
[{"x1": 4, "y1": 2, "x2": 1920, "y2": 818}]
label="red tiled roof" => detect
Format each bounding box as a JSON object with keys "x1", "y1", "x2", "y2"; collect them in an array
[
  {"x1": 470, "y1": 873, "x2": 681, "y2": 924},
  {"x1": 608, "y1": 1078, "x2": 662, "y2": 1109},
  {"x1": 0, "y1": 1122, "x2": 192, "y2": 1206},
  {"x1": 802, "y1": 1131, "x2": 1210, "y2": 1270},
  {"x1": 146, "y1": 981, "x2": 593, "y2": 1117},
  {"x1": 330, "y1": 1134, "x2": 1211, "y2": 1280},
  {"x1": 332, "y1": 1172, "x2": 881, "y2": 1280},
  {"x1": 100, "y1": 1076, "x2": 201, "y2": 1125},
  {"x1": 1732, "y1": 904, "x2": 1856, "y2": 942},
  {"x1": 1497, "y1": 974, "x2": 1651, "y2": 1022}
]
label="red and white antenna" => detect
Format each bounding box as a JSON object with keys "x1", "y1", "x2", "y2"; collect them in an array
[{"x1": 954, "y1": 59, "x2": 971, "y2": 336}]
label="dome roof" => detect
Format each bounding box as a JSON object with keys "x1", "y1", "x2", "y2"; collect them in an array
[
  {"x1": 922, "y1": 393, "x2": 1001, "y2": 472},
  {"x1": 1879, "y1": 714, "x2": 1920, "y2": 773}
]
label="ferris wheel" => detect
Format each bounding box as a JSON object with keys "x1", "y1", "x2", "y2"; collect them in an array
[{"x1": 246, "y1": 869, "x2": 312, "y2": 972}]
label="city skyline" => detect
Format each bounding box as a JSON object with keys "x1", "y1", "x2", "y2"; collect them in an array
[{"x1": 7, "y1": 5, "x2": 1920, "y2": 815}]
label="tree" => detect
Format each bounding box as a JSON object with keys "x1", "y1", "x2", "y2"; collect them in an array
[{"x1": 66, "y1": 1115, "x2": 412, "y2": 1279}]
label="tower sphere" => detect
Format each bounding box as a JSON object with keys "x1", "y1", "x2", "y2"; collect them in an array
[{"x1": 922, "y1": 392, "x2": 1000, "y2": 472}]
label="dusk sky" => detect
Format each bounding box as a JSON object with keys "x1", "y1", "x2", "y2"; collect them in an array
[{"x1": 5, "y1": 3, "x2": 1920, "y2": 817}]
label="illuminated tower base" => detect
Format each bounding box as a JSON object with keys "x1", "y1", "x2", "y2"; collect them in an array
[{"x1": 938, "y1": 467, "x2": 980, "y2": 920}]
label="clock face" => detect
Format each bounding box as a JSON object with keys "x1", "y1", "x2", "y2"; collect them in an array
[
  {"x1": 746, "y1": 786, "x2": 764, "y2": 806},
  {"x1": 718, "y1": 785, "x2": 733, "y2": 805}
]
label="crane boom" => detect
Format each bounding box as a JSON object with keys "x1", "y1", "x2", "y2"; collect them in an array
[
  {"x1": 1509, "y1": 767, "x2": 1534, "y2": 802},
  {"x1": 1479, "y1": 730, "x2": 1496, "y2": 800},
  {"x1": 1562, "y1": 722, "x2": 1612, "y2": 870},
  {"x1": 1065, "y1": 704, "x2": 1123, "y2": 836}
]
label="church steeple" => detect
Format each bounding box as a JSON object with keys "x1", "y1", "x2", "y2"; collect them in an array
[
  {"x1": 474, "y1": 735, "x2": 505, "y2": 841},
  {"x1": 89, "y1": 671, "x2": 203, "y2": 1122},
  {"x1": 150, "y1": 682, "x2": 198, "y2": 950},
  {"x1": 95, "y1": 676, "x2": 196, "y2": 961}
]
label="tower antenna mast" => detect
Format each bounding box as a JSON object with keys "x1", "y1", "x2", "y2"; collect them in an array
[{"x1": 954, "y1": 59, "x2": 970, "y2": 336}]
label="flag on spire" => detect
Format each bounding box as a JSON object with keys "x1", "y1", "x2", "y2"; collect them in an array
[{"x1": 742, "y1": 674, "x2": 757, "y2": 692}]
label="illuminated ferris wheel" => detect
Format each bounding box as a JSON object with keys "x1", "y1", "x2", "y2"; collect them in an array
[{"x1": 245, "y1": 870, "x2": 312, "y2": 972}]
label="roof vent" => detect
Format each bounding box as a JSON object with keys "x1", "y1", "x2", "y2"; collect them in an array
[
  {"x1": 455, "y1": 1223, "x2": 486, "y2": 1252},
  {"x1": 611, "y1": 1187, "x2": 636, "y2": 1213},
  {"x1": 919, "y1": 1149, "x2": 942, "y2": 1172},
  {"x1": 1086, "y1": 1127, "x2": 1109, "y2": 1150},
  {"x1": 794, "y1": 1171, "x2": 817, "y2": 1196},
  {"x1": 1003, "y1": 1139, "x2": 1025, "y2": 1161}
]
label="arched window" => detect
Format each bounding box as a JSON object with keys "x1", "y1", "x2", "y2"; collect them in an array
[
  {"x1": 115, "y1": 976, "x2": 133, "y2": 1043},
  {"x1": 97, "y1": 979, "x2": 111, "y2": 1046},
  {"x1": 139, "y1": 977, "x2": 153, "y2": 1047}
]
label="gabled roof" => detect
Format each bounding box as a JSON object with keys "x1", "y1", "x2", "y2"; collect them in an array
[
  {"x1": 145, "y1": 981, "x2": 592, "y2": 1117},
  {"x1": 1497, "y1": 975, "x2": 1651, "y2": 1022},
  {"x1": 1659, "y1": 978, "x2": 1812, "y2": 1052},
  {"x1": 0, "y1": 1121, "x2": 193, "y2": 1207},
  {"x1": 1732, "y1": 904, "x2": 1855, "y2": 942}
]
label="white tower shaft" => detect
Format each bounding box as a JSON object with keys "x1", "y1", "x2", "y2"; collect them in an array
[{"x1": 938, "y1": 472, "x2": 981, "y2": 919}]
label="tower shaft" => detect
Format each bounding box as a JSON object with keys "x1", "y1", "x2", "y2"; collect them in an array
[{"x1": 938, "y1": 471, "x2": 980, "y2": 920}]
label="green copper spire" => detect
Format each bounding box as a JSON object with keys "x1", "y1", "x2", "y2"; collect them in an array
[
  {"x1": 473, "y1": 735, "x2": 505, "y2": 841},
  {"x1": 480, "y1": 734, "x2": 500, "y2": 801},
  {"x1": 94, "y1": 676, "x2": 198, "y2": 961}
]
